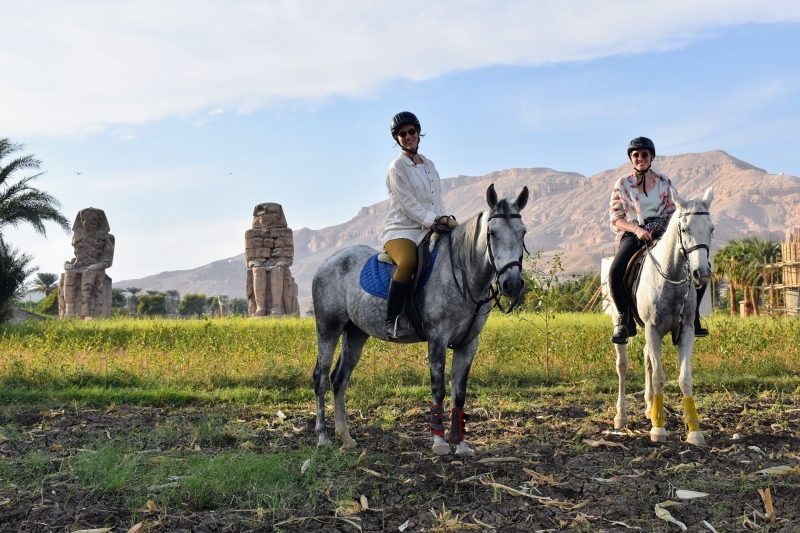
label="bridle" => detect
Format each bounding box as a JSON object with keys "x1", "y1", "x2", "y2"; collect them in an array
[
  {"x1": 448, "y1": 209, "x2": 526, "y2": 347},
  {"x1": 648, "y1": 210, "x2": 711, "y2": 286}
]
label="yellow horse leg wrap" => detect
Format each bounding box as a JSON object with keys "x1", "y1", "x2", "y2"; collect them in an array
[
  {"x1": 683, "y1": 396, "x2": 700, "y2": 432},
  {"x1": 651, "y1": 394, "x2": 665, "y2": 428}
]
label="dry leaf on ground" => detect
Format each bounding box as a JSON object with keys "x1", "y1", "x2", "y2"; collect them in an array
[
  {"x1": 758, "y1": 487, "x2": 776, "y2": 523},
  {"x1": 676, "y1": 489, "x2": 710, "y2": 499},
  {"x1": 655, "y1": 503, "x2": 687, "y2": 531},
  {"x1": 583, "y1": 438, "x2": 630, "y2": 450},
  {"x1": 756, "y1": 465, "x2": 799, "y2": 475},
  {"x1": 359, "y1": 467, "x2": 383, "y2": 478}
]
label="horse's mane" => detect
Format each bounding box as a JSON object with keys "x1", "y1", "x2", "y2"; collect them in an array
[{"x1": 450, "y1": 199, "x2": 517, "y2": 272}]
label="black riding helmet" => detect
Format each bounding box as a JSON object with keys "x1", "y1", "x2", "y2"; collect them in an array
[
  {"x1": 390, "y1": 111, "x2": 421, "y2": 139},
  {"x1": 627, "y1": 137, "x2": 656, "y2": 159}
]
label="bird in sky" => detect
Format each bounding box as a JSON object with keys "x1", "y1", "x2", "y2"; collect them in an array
[{"x1": 73, "y1": 171, "x2": 82, "y2": 175}]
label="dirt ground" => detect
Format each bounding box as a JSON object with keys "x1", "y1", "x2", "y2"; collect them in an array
[{"x1": 1, "y1": 392, "x2": 799, "y2": 532}]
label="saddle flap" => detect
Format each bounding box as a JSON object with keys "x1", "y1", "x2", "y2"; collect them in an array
[{"x1": 623, "y1": 245, "x2": 649, "y2": 327}]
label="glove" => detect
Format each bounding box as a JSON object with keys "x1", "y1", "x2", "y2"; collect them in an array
[{"x1": 435, "y1": 215, "x2": 458, "y2": 229}]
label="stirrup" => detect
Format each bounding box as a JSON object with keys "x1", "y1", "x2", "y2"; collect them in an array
[
  {"x1": 387, "y1": 316, "x2": 412, "y2": 339},
  {"x1": 611, "y1": 324, "x2": 629, "y2": 345}
]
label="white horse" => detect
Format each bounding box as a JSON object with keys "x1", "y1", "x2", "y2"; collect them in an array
[{"x1": 613, "y1": 187, "x2": 714, "y2": 445}]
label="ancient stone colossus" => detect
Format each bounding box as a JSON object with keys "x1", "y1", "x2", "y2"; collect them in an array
[
  {"x1": 245, "y1": 203, "x2": 300, "y2": 317},
  {"x1": 58, "y1": 208, "x2": 115, "y2": 318}
]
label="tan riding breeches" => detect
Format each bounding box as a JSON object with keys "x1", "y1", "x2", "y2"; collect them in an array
[{"x1": 384, "y1": 238, "x2": 417, "y2": 283}]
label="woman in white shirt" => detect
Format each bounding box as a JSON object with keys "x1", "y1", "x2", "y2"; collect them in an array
[{"x1": 381, "y1": 111, "x2": 456, "y2": 338}]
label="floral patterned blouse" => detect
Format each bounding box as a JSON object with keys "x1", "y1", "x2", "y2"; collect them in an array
[{"x1": 608, "y1": 171, "x2": 676, "y2": 241}]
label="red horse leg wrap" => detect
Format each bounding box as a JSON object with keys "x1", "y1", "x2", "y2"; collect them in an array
[
  {"x1": 448, "y1": 407, "x2": 468, "y2": 444},
  {"x1": 429, "y1": 404, "x2": 445, "y2": 437}
]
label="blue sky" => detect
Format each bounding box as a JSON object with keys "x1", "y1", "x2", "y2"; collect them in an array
[{"x1": 3, "y1": 2, "x2": 800, "y2": 282}]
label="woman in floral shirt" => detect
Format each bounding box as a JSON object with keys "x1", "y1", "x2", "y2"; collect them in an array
[{"x1": 608, "y1": 137, "x2": 708, "y2": 344}]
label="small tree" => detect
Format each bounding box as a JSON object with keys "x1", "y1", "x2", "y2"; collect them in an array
[
  {"x1": 206, "y1": 296, "x2": 219, "y2": 317},
  {"x1": 522, "y1": 251, "x2": 568, "y2": 379},
  {"x1": 36, "y1": 290, "x2": 59, "y2": 315},
  {"x1": 0, "y1": 242, "x2": 35, "y2": 322},
  {"x1": 229, "y1": 297, "x2": 249, "y2": 316},
  {"x1": 138, "y1": 294, "x2": 167, "y2": 316},
  {"x1": 178, "y1": 293, "x2": 207, "y2": 317}
]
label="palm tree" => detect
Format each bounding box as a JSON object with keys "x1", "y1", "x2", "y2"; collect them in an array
[
  {"x1": 0, "y1": 139, "x2": 69, "y2": 244},
  {"x1": 165, "y1": 290, "x2": 180, "y2": 314},
  {"x1": 31, "y1": 272, "x2": 59, "y2": 296},
  {"x1": 123, "y1": 287, "x2": 142, "y2": 312},
  {"x1": 747, "y1": 237, "x2": 781, "y2": 312},
  {"x1": 0, "y1": 139, "x2": 69, "y2": 322},
  {"x1": 713, "y1": 243, "x2": 741, "y2": 316}
]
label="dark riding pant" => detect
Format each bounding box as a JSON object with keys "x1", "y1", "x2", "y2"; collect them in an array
[{"x1": 609, "y1": 232, "x2": 643, "y2": 316}]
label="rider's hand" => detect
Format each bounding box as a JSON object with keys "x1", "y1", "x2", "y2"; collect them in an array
[
  {"x1": 436, "y1": 215, "x2": 458, "y2": 229},
  {"x1": 634, "y1": 227, "x2": 652, "y2": 241}
]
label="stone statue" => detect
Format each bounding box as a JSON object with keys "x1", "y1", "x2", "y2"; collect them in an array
[
  {"x1": 58, "y1": 208, "x2": 115, "y2": 318},
  {"x1": 244, "y1": 203, "x2": 300, "y2": 317}
]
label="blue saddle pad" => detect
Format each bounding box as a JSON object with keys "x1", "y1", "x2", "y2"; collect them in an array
[{"x1": 360, "y1": 244, "x2": 439, "y2": 299}]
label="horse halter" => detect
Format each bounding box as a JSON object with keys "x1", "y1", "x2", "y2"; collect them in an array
[
  {"x1": 677, "y1": 211, "x2": 711, "y2": 258},
  {"x1": 486, "y1": 211, "x2": 526, "y2": 281}
]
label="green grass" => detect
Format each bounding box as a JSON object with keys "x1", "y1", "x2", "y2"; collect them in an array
[
  {"x1": 3, "y1": 313, "x2": 800, "y2": 405},
  {"x1": 0, "y1": 441, "x2": 360, "y2": 516}
]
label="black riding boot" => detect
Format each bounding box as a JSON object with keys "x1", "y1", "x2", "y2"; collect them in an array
[
  {"x1": 386, "y1": 280, "x2": 411, "y2": 339},
  {"x1": 611, "y1": 313, "x2": 630, "y2": 345},
  {"x1": 694, "y1": 283, "x2": 709, "y2": 337}
]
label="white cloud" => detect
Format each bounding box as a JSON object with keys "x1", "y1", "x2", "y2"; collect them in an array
[{"x1": 2, "y1": 1, "x2": 799, "y2": 136}]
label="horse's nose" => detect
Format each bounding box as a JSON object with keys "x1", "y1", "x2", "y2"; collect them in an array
[
  {"x1": 693, "y1": 268, "x2": 710, "y2": 285},
  {"x1": 502, "y1": 275, "x2": 523, "y2": 297}
]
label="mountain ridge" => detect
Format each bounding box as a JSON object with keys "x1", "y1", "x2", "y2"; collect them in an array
[{"x1": 114, "y1": 150, "x2": 798, "y2": 311}]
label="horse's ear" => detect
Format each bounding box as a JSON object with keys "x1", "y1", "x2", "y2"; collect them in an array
[
  {"x1": 670, "y1": 187, "x2": 687, "y2": 211},
  {"x1": 702, "y1": 187, "x2": 714, "y2": 208},
  {"x1": 513, "y1": 186, "x2": 529, "y2": 211},
  {"x1": 486, "y1": 184, "x2": 498, "y2": 209}
]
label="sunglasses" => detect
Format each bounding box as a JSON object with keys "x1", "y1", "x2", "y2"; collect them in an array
[
  {"x1": 630, "y1": 151, "x2": 652, "y2": 159},
  {"x1": 397, "y1": 127, "x2": 417, "y2": 138}
]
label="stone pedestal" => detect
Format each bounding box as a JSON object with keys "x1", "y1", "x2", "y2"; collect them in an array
[
  {"x1": 246, "y1": 266, "x2": 300, "y2": 317},
  {"x1": 58, "y1": 269, "x2": 112, "y2": 318},
  {"x1": 244, "y1": 203, "x2": 300, "y2": 317}
]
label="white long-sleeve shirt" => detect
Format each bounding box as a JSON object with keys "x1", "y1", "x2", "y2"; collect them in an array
[{"x1": 380, "y1": 152, "x2": 447, "y2": 246}]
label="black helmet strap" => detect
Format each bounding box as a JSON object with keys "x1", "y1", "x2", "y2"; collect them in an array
[{"x1": 635, "y1": 167, "x2": 652, "y2": 196}]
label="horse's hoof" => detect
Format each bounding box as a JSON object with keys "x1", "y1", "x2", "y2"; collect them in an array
[
  {"x1": 455, "y1": 441, "x2": 474, "y2": 456},
  {"x1": 317, "y1": 435, "x2": 331, "y2": 447},
  {"x1": 339, "y1": 436, "x2": 358, "y2": 449},
  {"x1": 650, "y1": 427, "x2": 667, "y2": 442},
  {"x1": 432, "y1": 436, "x2": 451, "y2": 455},
  {"x1": 685, "y1": 431, "x2": 706, "y2": 446},
  {"x1": 614, "y1": 416, "x2": 628, "y2": 430}
]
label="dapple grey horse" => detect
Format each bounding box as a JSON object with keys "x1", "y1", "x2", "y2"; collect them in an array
[
  {"x1": 313, "y1": 184, "x2": 528, "y2": 456},
  {"x1": 612, "y1": 187, "x2": 714, "y2": 445}
]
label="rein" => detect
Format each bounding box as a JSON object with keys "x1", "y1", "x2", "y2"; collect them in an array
[{"x1": 448, "y1": 210, "x2": 525, "y2": 348}]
